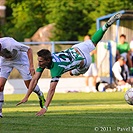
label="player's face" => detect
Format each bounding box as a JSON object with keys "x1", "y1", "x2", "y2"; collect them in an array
[
  {"x1": 120, "y1": 36, "x2": 126, "y2": 44},
  {"x1": 38, "y1": 56, "x2": 51, "y2": 68},
  {"x1": 120, "y1": 59, "x2": 125, "y2": 66}
]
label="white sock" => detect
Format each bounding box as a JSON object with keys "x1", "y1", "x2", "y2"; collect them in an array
[
  {"x1": 33, "y1": 85, "x2": 42, "y2": 96},
  {"x1": 0, "y1": 110, "x2": 2, "y2": 116},
  {"x1": 102, "y1": 24, "x2": 107, "y2": 31}
]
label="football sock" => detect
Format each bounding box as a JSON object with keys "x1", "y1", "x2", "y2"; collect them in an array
[
  {"x1": 91, "y1": 24, "x2": 107, "y2": 44},
  {"x1": 33, "y1": 85, "x2": 42, "y2": 96},
  {"x1": 0, "y1": 92, "x2": 4, "y2": 114}
]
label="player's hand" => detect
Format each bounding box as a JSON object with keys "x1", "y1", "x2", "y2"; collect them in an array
[
  {"x1": 16, "y1": 97, "x2": 28, "y2": 106},
  {"x1": 36, "y1": 108, "x2": 47, "y2": 116},
  {"x1": 118, "y1": 80, "x2": 126, "y2": 85}
]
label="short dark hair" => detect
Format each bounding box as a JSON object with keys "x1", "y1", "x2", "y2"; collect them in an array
[
  {"x1": 118, "y1": 56, "x2": 126, "y2": 62},
  {"x1": 120, "y1": 34, "x2": 126, "y2": 38},
  {"x1": 37, "y1": 49, "x2": 52, "y2": 61}
]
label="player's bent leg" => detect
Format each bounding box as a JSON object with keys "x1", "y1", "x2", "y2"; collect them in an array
[
  {"x1": 0, "y1": 77, "x2": 7, "y2": 91},
  {"x1": 0, "y1": 92, "x2": 4, "y2": 118},
  {"x1": 33, "y1": 84, "x2": 46, "y2": 108},
  {"x1": 17, "y1": 64, "x2": 46, "y2": 108},
  {"x1": 70, "y1": 69, "x2": 80, "y2": 76},
  {"x1": 24, "y1": 80, "x2": 45, "y2": 108},
  {"x1": 91, "y1": 12, "x2": 122, "y2": 45},
  {"x1": 0, "y1": 77, "x2": 7, "y2": 118},
  {"x1": 38, "y1": 91, "x2": 46, "y2": 108},
  {"x1": 70, "y1": 67, "x2": 89, "y2": 76},
  {"x1": 106, "y1": 12, "x2": 122, "y2": 28}
]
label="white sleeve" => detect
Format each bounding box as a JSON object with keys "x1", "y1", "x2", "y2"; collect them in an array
[
  {"x1": 112, "y1": 62, "x2": 123, "y2": 81},
  {"x1": 11, "y1": 38, "x2": 30, "y2": 52}
]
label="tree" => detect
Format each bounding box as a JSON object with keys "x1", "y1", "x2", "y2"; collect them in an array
[
  {"x1": 3, "y1": 0, "x2": 49, "y2": 41},
  {"x1": 2, "y1": 0, "x2": 133, "y2": 41}
]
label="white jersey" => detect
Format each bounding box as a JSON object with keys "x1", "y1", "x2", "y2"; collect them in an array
[
  {"x1": 0, "y1": 37, "x2": 30, "y2": 65},
  {"x1": 112, "y1": 61, "x2": 129, "y2": 81}
]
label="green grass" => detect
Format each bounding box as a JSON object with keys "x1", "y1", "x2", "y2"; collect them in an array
[{"x1": 1, "y1": 92, "x2": 133, "y2": 133}]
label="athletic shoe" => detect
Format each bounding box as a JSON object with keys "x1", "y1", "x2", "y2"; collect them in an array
[
  {"x1": 0, "y1": 115, "x2": 2, "y2": 118},
  {"x1": 106, "y1": 12, "x2": 122, "y2": 27},
  {"x1": 38, "y1": 92, "x2": 46, "y2": 108}
]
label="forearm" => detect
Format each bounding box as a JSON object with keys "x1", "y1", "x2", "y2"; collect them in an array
[
  {"x1": 35, "y1": 81, "x2": 58, "y2": 116},
  {"x1": 44, "y1": 88, "x2": 55, "y2": 108},
  {"x1": 44, "y1": 82, "x2": 58, "y2": 108},
  {"x1": 27, "y1": 48, "x2": 34, "y2": 68}
]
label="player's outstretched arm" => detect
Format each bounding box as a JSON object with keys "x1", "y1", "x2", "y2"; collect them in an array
[
  {"x1": 27, "y1": 48, "x2": 35, "y2": 76},
  {"x1": 16, "y1": 72, "x2": 42, "y2": 106},
  {"x1": 36, "y1": 81, "x2": 58, "y2": 116}
]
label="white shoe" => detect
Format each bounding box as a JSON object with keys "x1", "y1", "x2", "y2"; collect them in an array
[
  {"x1": 85, "y1": 87, "x2": 91, "y2": 92},
  {"x1": 106, "y1": 12, "x2": 122, "y2": 27},
  {"x1": 91, "y1": 86, "x2": 97, "y2": 93}
]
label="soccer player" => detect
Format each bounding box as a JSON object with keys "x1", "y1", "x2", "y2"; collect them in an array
[
  {"x1": 0, "y1": 37, "x2": 45, "y2": 118},
  {"x1": 83, "y1": 35, "x2": 98, "y2": 92},
  {"x1": 17, "y1": 12, "x2": 122, "y2": 116},
  {"x1": 116, "y1": 34, "x2": 133, "y2": 74},
  {"x1": 112, "y1": 56, "x2": 130, "y2": 85}
]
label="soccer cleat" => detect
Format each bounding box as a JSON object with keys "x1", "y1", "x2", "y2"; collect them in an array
[
  {"x1": 0, "y1": 115, "x2": 2, "y2": 118},
  {"x1": 38, "y1": 92, "x2": 46, "y2": 108},
  {"x1": 106, "y1": 12, "x2": 122, "y2": 27}
]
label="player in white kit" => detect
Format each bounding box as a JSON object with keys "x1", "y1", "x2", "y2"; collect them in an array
[{"x1": 0, "y1": 37, "x2": 45, "y2": 118}]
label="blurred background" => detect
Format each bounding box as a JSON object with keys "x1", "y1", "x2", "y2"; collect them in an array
[{"x1": 0, "y1": 0, "x2": 133, "y2": 83}]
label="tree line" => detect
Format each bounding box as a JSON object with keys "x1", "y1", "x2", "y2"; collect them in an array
[{"x1": 1, "y1": 0, "x2": 133, "y2": 41}]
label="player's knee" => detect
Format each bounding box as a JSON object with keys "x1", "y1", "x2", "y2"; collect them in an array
[
  {"x1": 69, "y1": 71, "x2": 73, "y2": 76},
  {"x1": 70, "y1": 69, "x2": 80, "y2": 76}
]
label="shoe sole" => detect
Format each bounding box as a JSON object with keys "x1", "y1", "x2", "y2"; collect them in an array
[{"x1": 107, "y1": 12, "x2": 122, "y2": 26}]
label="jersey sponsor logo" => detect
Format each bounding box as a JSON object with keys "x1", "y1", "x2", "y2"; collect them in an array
[
  {"x1": 0, "y1": 48, "x2": 18, "y2": 59},
  {"x1": 27, "y1": 72, "x2": 31, "y2": 76}
]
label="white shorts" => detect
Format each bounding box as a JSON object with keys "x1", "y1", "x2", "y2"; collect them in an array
[
  {"x1": 0, "y1": 63, "x2": 32, "y2": 80},
  {"x1": 83, "y1": 63, "x2": 98, "y2": 76},
  {"x1": 71, "y1": 40, "x2": 95, "y2": 75}
]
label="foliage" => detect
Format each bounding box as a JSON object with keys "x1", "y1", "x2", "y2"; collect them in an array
[
  {"x1": 3, "y1": 0, "x2": 49, "y2": 41},
  {"x1": 1, "y1": 0, "x2": 133, "y2": 41}
]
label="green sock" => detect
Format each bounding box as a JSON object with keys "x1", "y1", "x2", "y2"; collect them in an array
[{"x1": 91, "y1": 25, "x2": 107, "y2": 44}]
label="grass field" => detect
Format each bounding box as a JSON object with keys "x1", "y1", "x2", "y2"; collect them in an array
[{"x1": 0, "y1": 92, "x2": 133, "y2": 133}]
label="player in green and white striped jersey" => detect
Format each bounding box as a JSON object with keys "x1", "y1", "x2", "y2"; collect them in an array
[{"x1": 17, "y1": 12, "x2": 122, "y2": 116}]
